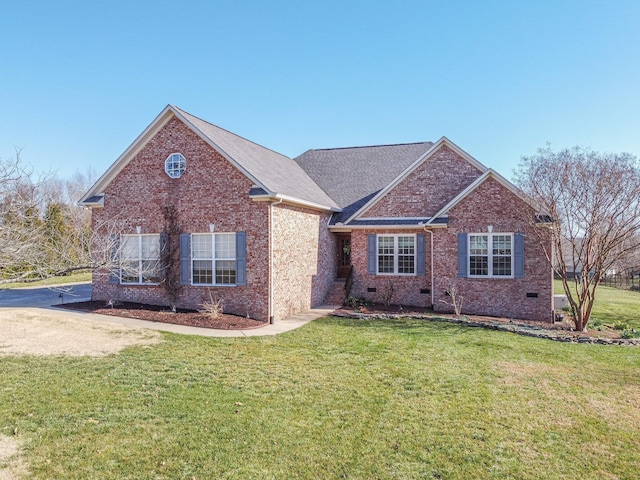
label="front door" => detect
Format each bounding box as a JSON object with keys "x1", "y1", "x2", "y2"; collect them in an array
[{"x1": 337, "y1": 234, "x2": 351, "y2": 278}]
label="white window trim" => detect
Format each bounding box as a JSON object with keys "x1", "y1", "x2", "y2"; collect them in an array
[
  {"x1": 376, "y1": 234, "x2": 417, "y2": 276},
  {"x1": 165, "y1": 152, "x2": 186, "y2": 179},
  {"x1": 468, "y1": 232, "x2": 514, "y2": 279},
  {"x1": 191, "y1": 232, "x2": 237, "y2": 286},
  {"x1": 120, "y1": 233, "x2": 161, "y2": 285}
]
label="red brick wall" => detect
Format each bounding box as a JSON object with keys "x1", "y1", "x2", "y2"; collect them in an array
[
  {"x1": 348, "y1": 177, "x2": 553, "y2": 322},
  {"x1": 431, "y1": 177, "x2": 553, "y2": 322},
  {"x1": 271, "y1": 204, "x2": 336, "y2": 320},
  {"x1": 362, "y1": 145, "x2": 483, "y2": 218},
  {"x1": 91, "y1": 116, "x2": 271, "y2": 321},
  {"x1": 349, "y1": 229, "x2": 433, "y2": 308}
]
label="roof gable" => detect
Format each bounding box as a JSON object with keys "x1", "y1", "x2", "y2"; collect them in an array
[
  {"x1": 344, "y1": 137, "x2": 487, "y2": 224},
  {"x1": 172, "y1": 107, "x2": 338, "y2": 210},
  {"x1": 80, "y1": 105, "x2": 338, "y2": 211},
  {"x1": 424, "y1": 169, "x2": 541, "y2": 225}
]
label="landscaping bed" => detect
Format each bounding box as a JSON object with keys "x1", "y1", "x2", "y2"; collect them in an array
[
  {"x1": 62, "y1": 301, "x2": 266, "y2": 330},
  {"x1": 334, "y1": 303, "x2": 640, "y2": 345}
]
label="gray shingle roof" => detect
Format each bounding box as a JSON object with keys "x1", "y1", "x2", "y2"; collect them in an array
[
  {"x1": 174, "y1": 106, "x2": 339, "y2": 210},
  {"x1": 293, "y1": 142, "x2": 434, "y2": 223}
]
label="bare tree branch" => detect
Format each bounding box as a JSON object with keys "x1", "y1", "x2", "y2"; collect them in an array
[{"x1": 515, "y1": 145, "x2": 640, "y2": 331}]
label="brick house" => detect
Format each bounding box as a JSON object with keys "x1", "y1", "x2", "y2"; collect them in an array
[{"x1": 80, "y1": 105, "x2": 553, "y2": 323}]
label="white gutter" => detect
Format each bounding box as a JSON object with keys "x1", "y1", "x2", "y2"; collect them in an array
[
  {"x1": 423, "y1": 225, "x2": 435, "y2": 308},
  {"x1": 268, "y1": 198, "x2": 283, "y2": 323}
]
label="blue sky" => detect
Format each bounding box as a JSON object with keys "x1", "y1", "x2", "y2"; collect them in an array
[{"x1": 2, "y1": 0, "x2": 639, "y2": 184}]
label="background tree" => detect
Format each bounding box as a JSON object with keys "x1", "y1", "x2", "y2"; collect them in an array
[
  {"x1": 0, "y1": 152, "x2": 110, "y2": 284},
  {"x1": 515, "y1": 145, "x2": 640, "y2": 331}
]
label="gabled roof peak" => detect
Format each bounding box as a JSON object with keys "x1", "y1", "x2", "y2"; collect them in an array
[{"x1": 79, "y1": 104, "x2": 339, "y2": 211}]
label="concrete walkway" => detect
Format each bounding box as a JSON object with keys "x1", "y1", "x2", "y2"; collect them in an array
[
  {"x1": 1, "y1": 283, "x2": 338, "y2": 337},
  {"x1": 47, "y1": 304, "x2": 339, "y2": 337}
]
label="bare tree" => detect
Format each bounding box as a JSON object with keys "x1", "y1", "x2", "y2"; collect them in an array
[
  {"x1": 515, "y1": 145, "x2": 640, "y2": 331},
  {"x1": 0, "y1": 153, "x2": 112, "y2": 284}
]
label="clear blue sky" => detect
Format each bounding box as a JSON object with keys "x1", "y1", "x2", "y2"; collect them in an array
[{"x1": 2, "y1": 0, "x2": 639, "y2": 184}]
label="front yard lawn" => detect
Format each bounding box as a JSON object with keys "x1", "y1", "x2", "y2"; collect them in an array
[{"x1": 1, "y1": 317, "x2": 639, "y2": 479}]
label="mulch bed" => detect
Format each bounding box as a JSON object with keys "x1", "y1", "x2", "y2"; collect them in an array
[
  {"x1": 61, "y1": 300, "x2": 636, "y2": 343},
  {"x1": 61, "y1": 301, "x2": 266, "y2": 330}
]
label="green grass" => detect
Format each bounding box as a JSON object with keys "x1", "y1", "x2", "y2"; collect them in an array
[
  {"x1": 1, "y1": 317, "x2": 639, "y2": 479},
  {"x1": 0, "y1": 272, "x2": 91, "y2": 289},
  {"x1": 554, "y1": 279, "x2": 640, "y2": 329}
]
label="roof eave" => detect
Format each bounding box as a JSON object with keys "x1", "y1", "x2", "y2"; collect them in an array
[
  {"x1": 77, "y1": 195, "x2": 105, "y2": 208},
  {"x1": 328, "y1": 223, "x2": 448, "y2": 231},
  {"x1": 170, "y1": 107, "x2": 271, "y2": 193},
  {"x1": 249, "y1": 192, "x2": 341, "y2": 212}
]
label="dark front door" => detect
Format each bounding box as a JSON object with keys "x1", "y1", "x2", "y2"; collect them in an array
[{"x1": 337, "y1": 233, "x2": 351, "y2": 278}]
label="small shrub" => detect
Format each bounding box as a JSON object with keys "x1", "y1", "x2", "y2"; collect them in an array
[
  {"x1": 441, "y1": 284, "x2": 464, "y2": 317},
  {"x1": 346, "y1": 296, "x2": 370, "y2": 309},
  {"x1": 200, "y1": 290, "x2": 224, "y2": 321},
  {"x1": 591, "y1": 317, "x2": 603, "y2": 327},
  {"x1": 383, "y1": 280, "x2": 395, "y2": 307},
  {"x1": 346, "y1": 296, "x2": 360, "y2": 308},
  {"x1": 621, "y1": 329, "x2": 640, "y2": 339}
]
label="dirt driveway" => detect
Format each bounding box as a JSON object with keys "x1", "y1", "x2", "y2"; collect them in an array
[
  {"x1": 0, "y1": 283, "x2": 162, "y2": 357},
  {"x1": 0, "y1": 307, "x2": 162, "y2": 357}
]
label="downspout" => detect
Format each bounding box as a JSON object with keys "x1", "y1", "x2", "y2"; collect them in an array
[
  {"x1": 269, "y1": 198, "x2": 283, "y2": 324},
  {"x1": 424, "y1": 226, "x2": 434, "y2": 308}
]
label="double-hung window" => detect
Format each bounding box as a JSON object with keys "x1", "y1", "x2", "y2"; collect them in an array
[
  {"x1": 377, "y1": 235, "x2": 416, "y2": 275},
  {"x1": 468, "y1": 233, "x2": 513, "y2": 277},
  {"x1": 120, "y1": 234, "x2": 161, "y2": 284},
  {"x1": 191, "y1": 233, "x2": 237, "y2": 285}
]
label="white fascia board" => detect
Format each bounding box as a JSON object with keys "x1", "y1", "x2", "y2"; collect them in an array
[
  {"x1": 79, "y1": 105, "x2": 176, "y2": 203},
  {"x1": 250, "y1": 193, "x2": 341, "y2": 212},
  {"x1": 484, "y1": 168, "x2": 542, "y2": 208},
  {"x1": 343, "y1": 136, "x2": 488, "y2": 225}
]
